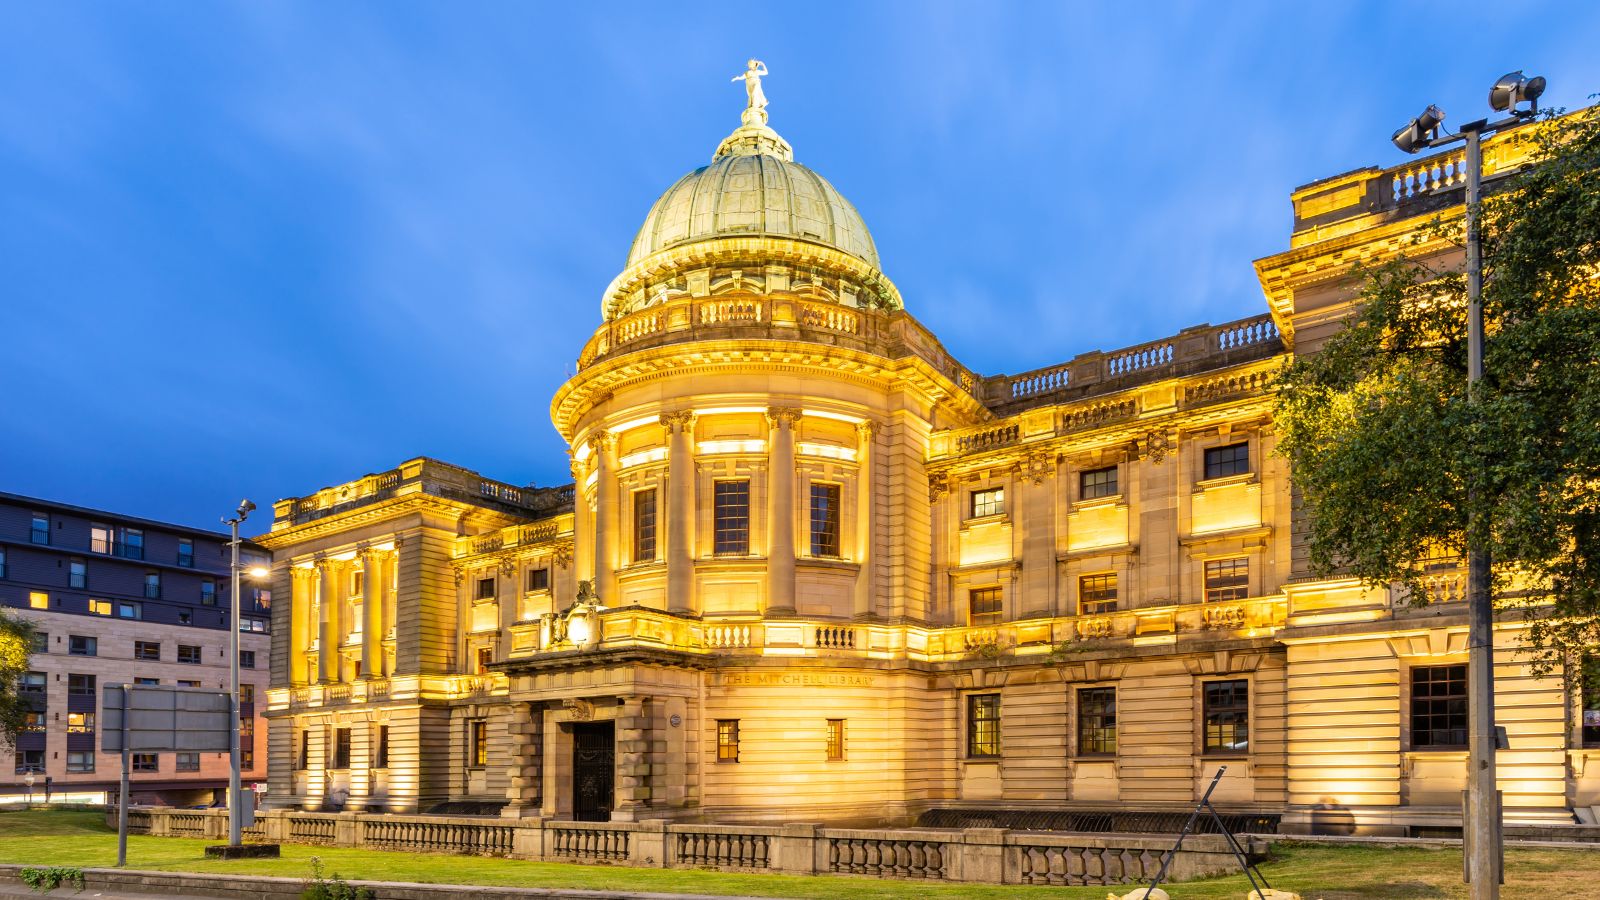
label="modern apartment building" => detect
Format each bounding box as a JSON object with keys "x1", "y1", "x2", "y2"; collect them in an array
[{"x1": 0, "y1": 492, "x2": 271, "y2": 807}]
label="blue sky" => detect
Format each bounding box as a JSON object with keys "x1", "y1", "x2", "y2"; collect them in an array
[{"x1": 3, "y1": 2, "x2": 1598, "y2": 536}]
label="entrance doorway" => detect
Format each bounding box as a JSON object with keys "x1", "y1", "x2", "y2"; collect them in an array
[{"x1": 571, "y1": 721, "x2": 614, "y2": 822}]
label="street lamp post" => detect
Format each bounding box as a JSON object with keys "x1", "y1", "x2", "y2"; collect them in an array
[
  {"x1": 222, "y1": 499, "x2": 257, "y2": 849},
  {"x1": 1391, "y1": 71, "x2": 1545, "y2": 900}
]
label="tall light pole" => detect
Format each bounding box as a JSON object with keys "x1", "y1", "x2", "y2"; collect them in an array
[
  {"x1": 222, "y1": 499, "x2": 257, "y2": 849},
  {"x1": 1391, "y1": 70, "x2": 1545, "y2": 899}
]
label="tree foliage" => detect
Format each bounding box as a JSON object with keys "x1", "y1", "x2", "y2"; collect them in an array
[
  {"x1": 0, "y1": 608, "x2": 36, "y2": 748},
  {"x1": 1275, "y1": 106, "x2": 1600, "y2": 672}
]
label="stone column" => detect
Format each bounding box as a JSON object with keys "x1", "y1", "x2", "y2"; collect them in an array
[
  {"x1": 591, "y1": 432, "x2": 619, "y2": 604},
  {"x1": 661, "y1": 412, "x2": 697, "y2": 615},
  {"x1": 765, "y1": 408, "x2": 801, "y2": 616},
  {"x1": 290, "y1": 566, "x2": 316, "y2": 684},
  {"x1": 1018, "y1": 451, "x2": 1058, "y2": 618},
  {"x1": 502, "y1": 702, "x2": 545, "y2": 818},
  {"x1": 497, "y1": 560, "x2": 518, "y2": 658},
  {"x1": 344, "y1": 719, "x2": 372, "y2": 812},
  {"x1": 360, "y1": 548, "x2": 387, "y2": 679},
  {"x1": 316, "y1": 558, "x2": 343, "y2": 684},
  {"x1": 571, "y1": 453, "x2": 593, "y2": 588},
  {"x1": 612, "y1": 695, "x2": 652, "y2": 821},
  {"x1": 853, "y1": 419, "x2": 877, "y2": 619}
]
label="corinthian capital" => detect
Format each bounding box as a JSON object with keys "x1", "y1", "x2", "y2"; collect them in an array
[
  {"x1": 855, "y1": 418, "x2": 879, "y2": 442},
  {"x1": 765, "y1": 407, "x2": 803, "y2": 430},
  {"x1": 586, "y1": 430, "x2": 617, "y2": 455},
  {"x1": 659, "y1": 411, "x2": 697, "y2": 435}
]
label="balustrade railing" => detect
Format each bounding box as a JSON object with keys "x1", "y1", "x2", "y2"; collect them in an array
[
  {"x1": 1060, "y1": 398, "x2": 1138, "y2": 432},
  {"x1": 826, "y1": 833, "x2": 950, "y2": 879},
  {"x1": 1009, "y1": 364, "x2": 1070, "y2": 399},
  {"x1": 673, "y1": 830, "x2": 771, "y2": 869},
  {"x1": 799, "y1": 302, "x2": 861, "y2": 335},
  {"x1": 365, "y1": 818, "x2": 516, "y2": 856},
  {"x1": 954, "y1": 422, "x2": 1019, "y2": 454},
  {"x1": 1391, "y1": 147, "x2": 1469, "y2": 202},
  {"x1": 1107, "y1": 340, "x2": 1174, "y2": 376},
  {"x1": 550, "y1": 824, "x2": 630, "y2": 861},
  {"x1": 288, "y1": 816, "x2": 338, "y2": 845},
  {"x1": 704, "y1": 624, "x2": 754, "y2": 649},
  {"x1": 1015, "y1": 843, "x2": 1164, "y2": 886},
  {"x1": 814, "y1": 625, "x2": 856, "y2": 650}
]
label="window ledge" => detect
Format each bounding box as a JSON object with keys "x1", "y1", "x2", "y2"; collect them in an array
[
  {"x1": 961, "y1": 514, "x2": 1009, "y2": 530},
  {"x1": 1071, "y1": 494, "x2": 1125, "y2": 511},
  {"x1": 1194, "y1": 473, "x2": 1257, "y2": 492}
]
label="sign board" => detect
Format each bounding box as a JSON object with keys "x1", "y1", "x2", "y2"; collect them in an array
[{"x1": 103, "y1": 684, "x2": 233, "y2": 753}]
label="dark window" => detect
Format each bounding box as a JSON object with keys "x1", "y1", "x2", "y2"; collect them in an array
[
  {"x1": 970, "y1": 487, "x2": 1005, "y2": 519},
  {"x1": 134, "y1": 641, "x2": 160, "y2": 661},
  {"x1": 177, "y1": 644, "x2": 201, "y2": 665},
  {"x1": 1080, "y1": 466, "x2": 1118, "y2": 500},
  {"x1": 177, "y1": 539, "x2": 194, "y2": 568},
  {"x1": 135, "y1": 677, "x2": 159, "y2": 686},
  {"x1": 0, "y1": 546, "x2": 6, "y2": 578},
  {"x1": 1079, "y1": 573, "x2": 1118, "y2": 614},
  {"x1": 469, "y1": 720, "x2": 488, "y2": 768},
  {"x1": 132, "y1": 753, "x2": 158, "y2": 772},
  {"x1": 809, "y1": 483, "x2": 841, "y2": 557},
  {"x1": 29, "y1": 631, "x2": 47, "y2": 653},
  {"x1": 20, "y1": 672, "x2": 45, "y2": 694},
  {"x1": 239, "y1": 650, "x2": 256, "y2": 669},
  {"x1": 30, "y1": 513, "x2": 49, "y2": 545},
  {"x1": 67, "y1": 711, "x2": 95, "y2": 734},
  {"x1": 375, "y1": 725, "x2": 390, "y2": 768},
  {"x1": 1411, "y1": 664, "x2": 1468, "y2": 749},
  {"x1": 69, "y1": 559, "x2": 87, "y2": 589},
  {"x1": 716, "y1": 719, "x2": 740, "y2": 762},
  {"x1": 178, "y1": 611, "x2": 192, "y2": 625},
  {"x1": 200, "y1": 580, "x2": 216, "y2": 605},
  {"x1": 1204, "y1": 558, "x2": 1249, "y2": 603},
  {"x1": 826, "y1": 718, "x2": 845, "y2": 761},
  {"x1": 333, "y1": 727, "x2": 351, "y2": 769},
  {"x1": 713, "y1": 480, "x2": 750, "y2": 556},
  {"x1": 1078, "y1": 687, "x2": 1118, "y2": 755},
  {"x1": 1203, "y1": 442, "x2": 1251, "y2": 480},
  {"x1": 633, "y1": 488, "x2": 658, "y2": 562},
  {"x1": 177, "y1": 680, "x2": 200, "y2": 688},
  {"x1": 1203, "y1": 680, "x2": 1249, "y2": 753},
  {"x1": 476, "y1": 577, "x2": 496, "y2": 601},
  {"x1": 475, "y1": 646, "x2": 493, "y2": 674},
  {"x1": 967, "y1": 693, "x2": 1001, "y2": 757},
  {"x1": 17, "y1": 749, "x2": 46, "y2": 773},
  {"x1": 1583, "y1": 658, "x2": 1600, "y2": 748},
  {"x1": 175, "y1": 752, "x2": 199, "y2": 772},
  {"x1": 121, "y1": 528, "x2": 144, "y2": 560},
  {"x1": 526, "y1": 568, "x2": 550, "y2": 592},
  {"x1": 69, "y1": 635, "x2": 96, "y2": 656},
  {"x1": 65, "y1": 751, "x2": 93, "y2": 773},
  {"x1": 239, "y1": 684, "x2": 254, "y2": 704},
  {"x1": 968, "y1": 587, "x2": 1003, "y2": 626},
  {"x1": 296, "y1": 731, "x2": 310, "y2": 770},
  {"x1": 116, "y1": 600, "x2": 141, "y2": 620},
  {"x1": 144, "y1": 572, "x2": 161, "y2": 599}
]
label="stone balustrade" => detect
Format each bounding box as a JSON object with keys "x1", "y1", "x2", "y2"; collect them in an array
[
  {"x1": 275, "y1": 457, "x2": 573, "y2": 529},
  {"x1": 118, "y1": 808, "x2": 1259, "y2": 886}
]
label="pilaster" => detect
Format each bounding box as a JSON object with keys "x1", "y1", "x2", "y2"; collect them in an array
[
  {"x1": 591, "y1": 432, "x2": 619, "y2": 604},
  {"x1": 853, "y1": 419, "x2": 877, "y2": 618},
  {"x1": 662, "y1": 411, "x2": 698, "y2": 614}
]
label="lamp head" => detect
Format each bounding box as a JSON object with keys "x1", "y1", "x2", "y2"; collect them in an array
[
  {"x1": 246, "y1": 566, "x2": 270, "y2": 579},
  {"x1": 1490, "y1": 71, "x2": 1546, "y2": 113},
  {"x1": 1392, "y1": 104, "x2": 1446, "y2": 154},
  {"x1": 237, "y1": 499, "x2": 256, "y2": 519}
]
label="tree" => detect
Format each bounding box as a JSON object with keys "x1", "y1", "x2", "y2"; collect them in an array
[
  {"x1": 1275, "y1": 106, "x2": 1600, "y2": 673},
  {"x1": 0, "y1": 608, "x2": 36, "y2": 748}
]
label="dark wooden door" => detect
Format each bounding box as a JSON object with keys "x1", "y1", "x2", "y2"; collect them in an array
[{"x1": 571, "y1": 722, "x2": 614, "y2": 822}]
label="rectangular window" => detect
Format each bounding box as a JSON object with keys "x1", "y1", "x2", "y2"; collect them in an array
[
  {"x1": 144, "y1": 572, "x2": 161, "y2": 599},
  {"x1": 65, "y1": 751, "x2": 94, "y2": 773},
  {"x1": 1204, "y1": 558, "x2": 1250, "y2": 603},
  {"x1": 350, "y1": 570, "x2": 364, "y2": 598},
  {"x1": 175, "y1": 752, "x2": 199, "y2": 772},
  {"x1": 375, "y1": 725, "x2": 390, "y2": 768},
  {"x1": 134, "y1": 677, "x2": 159, "y2": 686},
  {"x1": 0, "y1": 546, "x2": 6, "y2": 578},
  {"x1": 69, "y1": 559, "x2": 87, "y2": 589},
  {"x1": 296, "y1": 730, "x2": 310, "y2": 770},
  {"x1": 475, "y1": 646, "x2": 493, "y2": 675},
  {"x1": 134, "y1": 640, "x2": 161, "y2": 661},
  {"x1": 1203, "y1": 442, "x2": 1251, "y2": 480},
  {"x1": 88, "y1": 598, "x2": 111, "y2": 616},
  {"x1": 716, "y1": 719, "x2": 740, "y2": 762},
  {"x1": 177, "y1": 538, "x2": 194, "y2": 568},
  {"x1": 17, "y1": 749, "x2": 47, "y2": 773},
  {"x1": 31, "y1": 513, "x2": 49, "y2": 545},
  {"x1": 239, "y1": 650, "x2": 256, "y2": 669},
  {"x1": 1077, "y1": 687, "x2": 1118, "y2": 756},
  {"x1": 970, "y1": 487, "x2": 1005, "y2": 519},
  {"x1": 1079, "y1": 573, "x2": 1118, "y2": 615},
  {"x1": 713, "y1": 480, "x2": 751, "y2": 556},
  {"x1": 239, "y1": 684, "x2": 255, "y2": 704},
  {"x1": 90, "y1": 525, "x2": 113, "y2": 555},
  {"x1": 333, "y1": 727, "x2": 351, "y2": 769},
  {"x1": 526, "y1": 568, "x2": 550, "y2": 592},
  {"x1": 117, "y1": 600, "x2": 141, "y2": 620},
  {"x1": 1583, "y1": 658, "x2": 1600, "y2": 748},
  {"x1": 177, "y1": 679, "x2": 200, "y2": 688},
  {"x1": 967, "y1": 693, "x2": 1001, "y2": 757},
  {"x1": 132, "y1": 753, "x2": 159, "y2": 773},
  {"x1": 178, "y1": 611, "x2": 191, "y2": 625},
  {"x1": 177, "y1": 644, "x2": 201, "y2": 665},
  {"x1": 809, "y1": 483, "x2": 841, "y2": 557},
  {"x1": 826, "y1": 718, "x2": 846, "y2": 761},
  {"x1": 633, "y1": 488, "x2": 658, "y2": 562},
  {"x1": 69, "y1": 635, "x2": 96, "y2": 656},
  {"x1": 200, "y1": 580, "x2": 216, "y2": 605},
  {"x1": 1203, "y1": 679, "x2": 1249, "y2": 754},
  {"x1": 29, "y1": 632, "x2": 47, "y2": 653},
  {"x1": 1079, "y1": 466, "x2": 1119, "y2": 500},
  {"x1": 1411, "y1": 664, "x2": 1468, "y2": 749},
  {"x1": 22, "y1": 711, "x2": 45, "y2": 732},
  {"x1": 469, "y1": 720, "x2": 488, "y2": 768},
  {"x1": 29, "y1": 591, "x2": 49, "y2": 610},
  {"x1": 121, "y1": 528, "x2": 144, "y2": 560},
  {"x1": 968, "y1": 586, "x2": 1003, "y2": 626},
  {"x1": 67, "y1": 711, "x2": 95, "y2": 734},
  {"x1": 476, "y1": 577, "x2": 496, "y2": 601},
  {"x1": 20, "y1": 672, "x2": 46, "y2": 694}
]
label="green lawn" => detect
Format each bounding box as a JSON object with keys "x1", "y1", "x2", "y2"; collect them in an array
[{"x1": 0, "y1": 809, "x2": 1588, "y2": 899}]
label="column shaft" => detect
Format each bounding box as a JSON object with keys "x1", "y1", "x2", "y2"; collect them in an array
[
  {"x1": 317, "y1": 561, "x2": 342, "y2": 683},
  {"x1": 853, "y1": 420, "x2": 876, "y2": 618},
  {"x1": 663, "y1": 412, "x2": 696, "y2": 614},
  {"x1": 290, "y1": 568, "x2": 312, "y2": 684},
  {"x1": 592, "y1": 433, "x2": 619, "y2": 602},
  {"x1": 361, "y1": 549, "x2": 386, "y2": 678},
  {"x1": 766, "y1": 408, "x2": 800, "y2": 615}
]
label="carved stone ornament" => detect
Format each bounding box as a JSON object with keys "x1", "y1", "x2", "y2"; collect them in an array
[
  {"x1": 1021, "y1": 451, "x2": 1056, "y2": 485},
  {"x1": 659, "y1": 410, "x2": 697, "y2": 434},
  {"x1": 855, "y1": 418, "x2": 878, "y2": 441},
  {"x1": 765, "y1": 407, "x2": 803, "y2": 429},
  {"x1": 928, "y1": 473, "x2": 951, "y2": 503},
  {"x1": 552, "y1": 541, "x2": 574, "y2": 570},
  {"x1": 587, "y1": 431, "x2": 617, "y2": 455},
  {"x1": 562, "y1": 698, "x2": 595, "y2": 721},
  {"x1": 576, "y1": 579, "x2": 598, "y2": 605},
  {"x1": 1137, "y1": 429, "x2": 1173, "y2": 464}
]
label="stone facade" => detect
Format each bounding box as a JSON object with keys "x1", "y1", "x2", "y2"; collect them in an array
[{"x1": 258, "y1": 99, "x2": 1600, "y2": 835}]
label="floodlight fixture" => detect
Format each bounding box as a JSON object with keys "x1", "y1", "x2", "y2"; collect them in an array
[
  {"x1": 1392, "y1": 104, "x2": 1447, "y2": 154},
  {"x1": 1489, "y1": 71, "x2": 1546, "y2": 113}
]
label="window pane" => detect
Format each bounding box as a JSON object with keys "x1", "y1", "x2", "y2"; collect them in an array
[
  {"x1": 968, "y1": 587, "x2": 1003, "y2": 626},
  {"x1": 31, "y1": 513, "x2": 49, "y2": 544},
  {"x1": 1411, "y1": 664, "x2": 1468, "y2": 749},
  {"x1": 1203, "y1": 679, "x2": 1249, "y2": 753},
  {"x1": 1079, "y1": 466, "x2": 1118, "y2": 500},
  {"x1": 1204, "y1": 558, "x2": 1249, "y2": 603},
  {"x1": 826, "y1": 719, "x2": 845, "y2": 761},
  {"x1": 713, "y1": 481, "x2": 750, "y2": 556},
  {"x1": 476, "y1": 577, "x2": 496, "y2": 601},
  {"x1": 1203, "y1": 442, "x2": 1251, "y2": 479},
  {"x1": 1078, "y1": 687, "x2": 1117, "y2": 755},
  {"x1": 1079, "y1": 574, "x2": 1118, "y2": 614},
  {"x1": 634, "y1": 489, "x2": 658, "y2": 562},
  {"x1": 717, "y1": 719, "x2": 740, "y2": 762},
  {"x1": 967, "y1": 693, "x2": 1001, "y2": 757},
  {"x1": 809, "y1": 483, "x2": 841, "y2": 557},
  {"x1": 526, "y1": 568, "x2": 550, "y2": 592},
  {"x1": 970, "y1": 488, "x2": 1005, "y2": 518}
]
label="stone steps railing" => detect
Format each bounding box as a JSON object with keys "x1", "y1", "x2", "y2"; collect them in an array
[{"x1": 119, "y1": 808, "x2": 1257, "y2": 886}]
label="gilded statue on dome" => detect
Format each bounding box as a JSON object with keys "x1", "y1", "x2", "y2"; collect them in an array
[{"x1": 732, "y1": 59, "x2": 769, "y2": 124}]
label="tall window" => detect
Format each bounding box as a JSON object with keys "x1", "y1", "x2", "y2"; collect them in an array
[
  {"x1": 967, "y1": 694, "x2": 1001, "y2": 757},
  {"x1": 1203, "y1": 442, "x2": 1250, "y2": 479},
  {"x1": 1077, "y1": 687, "x2": 1117, "y2": 755},
  {"x1": 826, "y1": 719, "x2": 846, "y2": 761},
  {"x1": 333, "y1": 727, "x2": 351, "y2": 769},
  {"x1": 239, "y1": 684, "x2": 254, "y2": 704},
  {"x1": 970, "y1": 487, "x2": 1005, "y2": 519},
  {"x1": 968, "y1": 587, "x2": 1003, "y2": 626},
  {"x1": 633, "y1": 488, "x2": 658, "y2": 562},
  {"x1": 526, "y1": 568, "x2": 550, "y2": 592},
  {"x1": 375, "y1": 725, "x2": 390, "y2": 768},
  {"x1": 134, "y1": 641, "x2": 160, "y2": 661},
  {"x1": 22, "y1": 712, "x2": 44, "y2": 732},
  {"x1": 713, "y1": 480, "x2": 750, "y2": 556},
  {"x1": 0, "y1": 546, "x2": 6, "y2": 578},
  {"x1": 69, "y1": 635, "x2": 96, "y2": 656},
  {"x1": 1080, "y1": 466, "x2": 1118, "y2": 500},
  {"x1": 1411, "y1": 664, "x2": 1468, "y2": 749},
  {"x1": 475, "y1": 646, "x2": 494, "y2": 674},
  {"x1": 69, "y1": 560, "x2": 87, "y2": 589},
  {"x1": 469, "y1": 720, "x2": 488, "y2": 767},
  {"x1": 20, "y1": 672, "x2": 45, "y2": 695},
  {"x1": 809, "y1": 483, "x2": 841, "y2": 557},
  {"x1": 1203, "y1": 680, "x2": 1249, "y2": 753},
  {"x1": 1204, "y1": 558, "x2": 1249, "y2": 603},
  {"x1": 716, "y1": 720, "x2": 740, "y2": 762},
  {"x1": 200, "y1": 580, "x2": 216, "y2": 605},
  {"x1": 1583, "y1": 658, "x2": 1600, "y2": 748},
  {"x1": 144, "y1": 572, "x2": 161, "y2": 599},
  {"x1": 30, "y1": 513, "x2": 49, "y2": 545},
  {"x1": 240, "y1": 650, "x2": 256, "y2": 669},
  {"x1": 1079, "y1": 573, "x2": 1118, "y2": 614},
  {"x1": 177, "y1": 538, "x2": 194, "y2": 568},
  {"x1": 17, "y1": 750, "x2": 46, "y2": 773},
  {"x1": 90, "y1": 525, "x2": 112, "y2": 555},
  {"x1": 296, "y1": 731, "x2": 310, "y2": 770},
  {"x1": 177, "y1": 644, "x2": 201, "y2": 665},
  {"x1": 476, "y1": 577, "x2": 496, "y2": 601},
  {"x1": 67, "y1": 712, "x2": 95, "y2": 734},
  {"x1": 121, "y1": 528, "x2": 144, "y2": 560}
]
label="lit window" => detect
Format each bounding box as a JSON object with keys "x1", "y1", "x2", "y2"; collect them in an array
[
  {"x1": 29, "y1": 592, "x2": 49, "y2": 610},
  {"x1": 1204, "y1": 558, "x2": 1249, "y2": 603},
  {"x1": 526, "y1": 568, "x2": 550, "y2": 592},
  {"x1": 67, "y1": 712, "x2": 95, "y2": 734},
  {"x1": 968, "y1": 587, "x2": 1002, "y2": 626},
  {"x1": 177, "y1": 644, "x2": 201, "y2": 665},
  {"x1": 22, "y1": 711, "x2": 44, "y2": 732},
  {"x1": 476, "y1": 577, "x2": 496, "y2": 601},
  {"x1": 69, "y1": 560, "x2": 87, "y2": 589},
  {"x1": 809, "y1": 483, "x2": 841, "y2": 558},
  {"x1": 90, "y1": 525, "x2": 112, "y2": 555},
  {"x1": 240, "y1": 719, "x2": 254, "y2": 770},
  {"x1": 200, "y1": 580, "x2": 216, "y2": 605},
  {"x1": 1411, "y1": 664, "x2": 1468, "y2": 749},
  {"x1": 69, "y1": 635, "x2": 96, "y2": 656},
  {"x1": 1077, "y1": 687, "x2": 1117, "y2": 755},
  {"x1": 375, "y1": 725, "x2": 390, "y2": 768},
  {"x1": 239, "y1": 683, "x2": 255, "y2": 704},
  {"x1": 713, "y1": 481, "x2": 750, "y2": 556},
  {"x1": 144, "y1": 572, "x2": 160, "y2": 599},
  {"x1": 132, "y1": 753, "x2": 159, "y2": 773},
  {"x1": 88, "y1": 598, "x2": 111, "y2": 616},
  {"x1": 1079, "y1": 573, "x2": 1118, "y2": 615},
  {"x1": 135, "y1": 677, "x2": 159, "y2": 686},
  {"x1": 826, "y1": 719, "x2": 845, "y2": 761},
  {"x1": 970, "y1": 488, "x2": 1005, "y2": 519},
  {"x1": 470, "y1": 720, "x2": 488, "y2": 768},
  {"x1": 66, "y1": 751, "x2": 94, "y2": 773},
  {"x1": 474, "y1": 646, "x2": 493, "y2": 674},
  {"x1": 177, "y1": 679, "x2": 200, "y2": 688},
  {"x1": 121, "y1": 528, "x2": 144, "y2": 560},
  {"x1": 716, "y1": 719, "x2": 740, "y2": 762},
  {"x1": 1203, "y1": 442, "x2": 1250, "y2": 480},
  {"x1": 1203, "y1": 680, "x2": 1249, "y2": 754},
  {"x1": 333, "y1": 727, "x2": 351, "y2": 769},
  {"x1": 30, "y1": 513, "x2": 49, "y2": 545},
  {"x1": 351, "y1": 569, "x2": 364, "y2": 598},
  {"x1": 967, "y1": 694, "x2": 1001, "y2": 757},
  {"x1": 1079, "y1": 466, "x2": 1118, "y2": 500},
  {"x1": 175, "y1": 752, "x2": 199, "y2": 772},
  {"x1": 177, "y1": 538, "x2": 194, "y2": 568},
  {"x1": 633, "y1": 488, "x2": 658, "y2": 563},
  {"x1": 134, "y1": 641, "x2": 161, "y2": 661}
]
